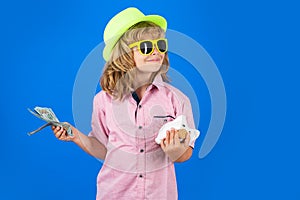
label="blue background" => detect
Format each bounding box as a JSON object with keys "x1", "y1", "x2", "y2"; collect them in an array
[{"x1": 1, "y1": 0, "x2": 299, "y2": 199}]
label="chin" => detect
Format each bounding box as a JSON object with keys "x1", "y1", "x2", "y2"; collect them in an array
[
  {"x1": 148, "y1": 64, "x2": 162, "y2": 72},
  {"x1": 138, "y1": 62, "x2": 160, "y2": 71}
]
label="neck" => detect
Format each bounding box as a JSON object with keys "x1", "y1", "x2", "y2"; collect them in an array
[
  {"x1": 134, "y1": 70, "x2": 153, "y2": 90},
  {"x1": 133, "y1": 71, "x2": 154, "y2": 100}
]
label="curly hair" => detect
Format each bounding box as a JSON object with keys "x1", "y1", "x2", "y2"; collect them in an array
[{"x1": 100, "y1": 21, "x2": 170, "y2": 100}]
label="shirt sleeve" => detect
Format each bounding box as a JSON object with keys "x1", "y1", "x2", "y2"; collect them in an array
[{"x1": 88, "y1": 92, "x2": 109, "y2": 147}]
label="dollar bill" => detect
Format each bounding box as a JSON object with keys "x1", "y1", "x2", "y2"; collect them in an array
[
  {"x1": 28, "y1": 106, "x2": 73, "y2": 136},
  {"x1": 34, "y1": 107, "x2": 59, "y2": 122}
]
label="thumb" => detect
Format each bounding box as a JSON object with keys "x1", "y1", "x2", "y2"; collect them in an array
[{"x1": 61, "y1": 122, "x2": 75, "y2": 137}]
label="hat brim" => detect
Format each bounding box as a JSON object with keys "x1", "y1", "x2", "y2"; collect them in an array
[{"x1": 103, "y1": 15, "x2": 167, "y2": 61}]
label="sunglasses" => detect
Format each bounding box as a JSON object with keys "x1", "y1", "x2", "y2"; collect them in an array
[{"x1": 128, "y1": 38, "x2": 168, "y2": 55}]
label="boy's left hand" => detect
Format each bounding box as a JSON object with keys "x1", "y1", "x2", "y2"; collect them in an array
[{"x1": 160, "y1": 128, "x2": 190, "y2": 162}]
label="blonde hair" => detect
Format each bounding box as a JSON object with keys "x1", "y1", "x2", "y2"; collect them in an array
[{"x1": 100, "y1": 21, "x2": 170, "y2": 100}]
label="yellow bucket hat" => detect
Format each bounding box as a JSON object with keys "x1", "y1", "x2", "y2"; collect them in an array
[{"x1": 102, "y1": 7, "x2": 167, "y2": 61}]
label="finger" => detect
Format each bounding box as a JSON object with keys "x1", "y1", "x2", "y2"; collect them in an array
[
  {"x1": 51, "y1": 125, "x2": 56, "y2": 130},
  {"x1": 169, "y1": 129, "x2": 175, "y2": 145},
  {"x1": 165, "y1": 130, "x2": 170, "y2": 145},
  {"x1": 61, "y1": 129, "x2": 68, "y2": 141},
  {"x1": 184, "y1": 132, "x2": 191, "y2": 146},
  {"x1": 55, "y1": 128, "x2": 62, "y2": 138},
  {"x1": 55, "y1": 126, "x2": 64, "y2": 138},
  {"x1": 55, "y1": 126, "x2": 61, "y2": 131},
  {"x1": 160, "y1": 139, "x2": 166, "y2": 150},
  {"x1": 58, "y1": 128, "x2": 66, "y2": 138},
  {"x1": 52, "y1": 126, "x2": 60, "y2": 134},
  {"x1": 174, "y1": 131, "x2": 180, "y2": 145}
]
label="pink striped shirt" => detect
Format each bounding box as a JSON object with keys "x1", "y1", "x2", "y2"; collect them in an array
[{"x1": 89, "y1": 75, "x2": 196, "y2": 200}]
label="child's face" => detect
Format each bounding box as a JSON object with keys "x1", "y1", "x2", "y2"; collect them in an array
[{"x1": 132, "y1": 36, "x2": 165, "y2": 73}]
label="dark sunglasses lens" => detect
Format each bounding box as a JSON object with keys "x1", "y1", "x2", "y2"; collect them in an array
[
  {"x1": 157, "y1": 40, "x2": 167, "y2": 53},
  {"x1": 140, "y1": 41, "x2": 153, "y2": 54}
]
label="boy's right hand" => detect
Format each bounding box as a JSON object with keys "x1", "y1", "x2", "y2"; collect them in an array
[{"x1": 51, "y1": 123, "x2": 76, "y2": 142}]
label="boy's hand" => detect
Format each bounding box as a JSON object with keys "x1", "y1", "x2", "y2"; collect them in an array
[
  {"x1": 51, "y1": 122, "x2": 76, "y2": 142},
  {"x1": 160, "y1": 128, "x2": 191, "y2": 162}
]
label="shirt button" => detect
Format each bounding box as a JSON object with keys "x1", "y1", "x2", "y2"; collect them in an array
[
  {"x1": 139, "y1": 174, "x2": 143, "y2": 178},
  {"x1": 140, "y1": 149, "x2": 144, "y2": 153},
  {"x1": 138, "y1": 105, "x2": 142, "y2": 109},
  {"x1": 138, "y1": 126, "x2": 142, "y2": 129}
]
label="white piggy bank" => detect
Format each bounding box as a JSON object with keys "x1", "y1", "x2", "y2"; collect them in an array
[{"x1": 155, "y1": 115, "x2": 200, "y2": 145}]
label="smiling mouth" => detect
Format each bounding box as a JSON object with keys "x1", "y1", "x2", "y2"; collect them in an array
[{"x1": 146, "y1": 58, "x2": 161, "y2": 62}]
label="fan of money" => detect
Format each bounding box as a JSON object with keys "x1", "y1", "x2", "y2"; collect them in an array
[{"x1": 27, "y1": 106, "x2": 73, "y2": 136}]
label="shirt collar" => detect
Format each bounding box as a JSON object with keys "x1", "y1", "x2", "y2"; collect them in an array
[{"x1": 149, "y1": 74, "x2": 166, "y2": 91}]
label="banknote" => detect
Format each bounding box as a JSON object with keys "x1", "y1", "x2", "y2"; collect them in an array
[
  {"x1": 28, "y1": 106, "x2": 73, "y2": 136},
  {"x1": 34, "y1": 107, "x2": 59, "y2": 122}
]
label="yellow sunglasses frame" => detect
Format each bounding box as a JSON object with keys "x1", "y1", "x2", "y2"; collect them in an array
[{"x1": 128, "y1": 38, "x2": 168, "y2": 55}]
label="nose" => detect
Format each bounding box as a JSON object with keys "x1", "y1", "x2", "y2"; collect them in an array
[{"x1": 151, "y1": 45, "x2": 159, "y2": 55}]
